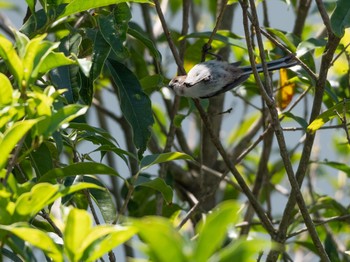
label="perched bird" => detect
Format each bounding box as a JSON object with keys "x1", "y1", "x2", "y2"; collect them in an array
[{"x1": 168, "y1": 55, "x2": 298, "y2": 99}]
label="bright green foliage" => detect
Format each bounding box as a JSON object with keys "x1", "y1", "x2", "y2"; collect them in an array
[{"x1": 1, "y1": 0, "x2": 350, "y2": 261}]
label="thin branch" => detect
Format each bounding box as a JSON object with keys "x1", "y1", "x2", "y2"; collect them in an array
[
  {"x1": 153, "y1": 0, "x2": 186, "y2": 75},
  {"x1": 244, "y1": 0, "x2": 330, "y2": 260},
  {"x1": 287, "y1": 214, "x2": 350, "y2": 239},
  {"x1": 193, "y1": 99, "x2": 276, "y2": 235},
  {"x1": 201, "y1": 0, "x2": 229, "y2": 61},
  {"x1": 3, "y1": 136, "x2": 26, "y2": 186}
]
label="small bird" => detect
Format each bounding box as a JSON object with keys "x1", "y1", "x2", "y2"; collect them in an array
[{"x1": 168, "y1": 55, "x2": 298, "y2": 99}]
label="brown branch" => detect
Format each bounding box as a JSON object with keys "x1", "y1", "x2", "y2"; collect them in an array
[
  {"x1": 292, "y1": 0, "x2": 312, "y2": 38},
  {"x1": 193, "y1": 99, "x2": 276, "y2": 235},
  {"x1": 243, "y1": 0, "x2": 331, "y2": 260}
]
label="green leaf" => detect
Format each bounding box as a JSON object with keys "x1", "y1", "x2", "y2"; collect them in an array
[
  {"x1": 317, "y1": 161, "x2": 350, "y2": 176},
  {"x1": 0, "y1": 119, "x2": 39, "y2": 170},
  {"x1": 227, "y1": 112, "x2": 261, "y2": 145},
  {"x1": 22, "y1": 34, "x2": 50, "y2": 83},
  {"x1": 128, "y1": 22, "x2": 162, "y2": 64},
  {"x1": 133, "y1": 217, "x2": 186, "y2": 262},
  {"x1": 266, "y1": 28, "x2": 297, "y2": 52},
  {"x1": 182, "y1": 30, "x2": 246, "y2": 50},
  {"x1": 0, "y1": 73, "x2": 13, "y2": 106},
  {"x1": 136, "y1": 177, "x2": 173, "y2": 205},
  {"x1": 59, "y1": 182, "x2": 105, "y2": 197},
  {"x1": 39, "y1": 162, "x2": 123, "y2": 182},
  {"x1": 330, "y1": 0, "x2": 350, "y2": 37},
  {"x1": 140, "y1": 152, "x2": 194, "y2": 171},
  {"x1": 38, "y1": 52, "x2": 76, "y2": 75},
  {"x1": 140, "y1": 74, "x2": 164, "y2": 95},
  {"x1": 281, "y1": 112, "x2": 308, "y2": 130},
  {"x1": 43, "y1": 104, "x2": 88, "y2": 136},
  {"x1": 98, "y1": 9, "x2": 129, "y2": 59},
  {"x1": 0, "y1": 34, "x2": 23, "y2": 83},
  {"x1": 82, "y1": 176, "x2": 117, "y2": 224},
  {"x1": 58, "y1": 0, "x2": 153, "y2": 19},
  {"x1": 325, "y1": 233, "x2": 341, "y2": 262},
  {"x1": 217, "y1": 238, "x2": 269, "y2": 262},
  {"x1": 307, "y1": 100, "x2": 350, "y2": 133},
  {"x1": 14, "y1": 183, "x2": 59, "y2": 220},
  {"x1": 107, "y1": 59, "x2": 154, "y2": 157},
  {"x1": 194, "y1": 201, "x2": 241, "y2": 262},
  {"x1": 30, "y1": 142, "x2": 54, "y2": 178},
  {"x1": 0, "y1": 224, "x2": 63, "y2": 261},
  {"x1": 64, "y1": 209, "x2": 92, "y2": 261},
  {"x1": 297, "y1": 38, "x2": 327, "y2": 56},
  {"x1": 90, "y1": 30, "x2": 111, "y2": 81},
  {"x1": 82, "y1": 225, "x2": 138, "y2": 262}
]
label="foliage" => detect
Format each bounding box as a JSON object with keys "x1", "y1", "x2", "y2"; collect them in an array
[{"x1": 0, "y1": 0, "x2": 350, "y2": 261}]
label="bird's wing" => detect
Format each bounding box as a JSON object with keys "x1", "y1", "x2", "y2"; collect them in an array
[{"x1": 199, "y1": 74, "x2": 250, "y2": 98}]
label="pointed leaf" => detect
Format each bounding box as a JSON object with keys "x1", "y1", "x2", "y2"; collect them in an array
[
  {"x1": 39, "y1": 162, "x2": 123, "y2": 182},
  {"x1": 43, "y1": 104, "x2": 88, "y2": 136},
  {"x1": 128, "y1": 22, "x2": 162, "y2": 64},
  {"x1": 38, "y1": 52, "x2": 76, "y2": 75},
  {"x1": 0, "y1": 224, "x2": 63, "y2": 262},
  {"x1": 330, "y1": 0, "x2": 350, "y2": 37},
  {"x1": 307, "y1": 100, "x2": 350, "y2": 133},
  {"x1": 133, "y1": 217, "x2": 186, "y2": 262},
  {"x1": 140, "y1": 152, "x2": 194, "y2": 171},
  {"x1": 281, "y1": 112, "x2": 308, "y2": 130},
  {"x1": 82, "y1": 225, "x2": 138, "y2": 262},
  {"x1": 0, "y1": 119, "x2": 39, "y2": 170},
  {"x1": 194, "y1": 201, "x2": 241, "y2": 262},
  {"x1": 14, "y1": 183, "x2": 59, "y2": 220},
  {"x1": 58, "y1": 0, "x2": 153, "y2": 19},
  {"x1": 107, "y1": 59, "x2": 154, "y2": 156},
  {"x1": 64, "y1": 209, "x2": 92, "y2": 261},
  {"x1": 0, "y1": 73, "x2": 13, "y2": 106},
  {"x1": 317, "y1": 161, "x2": 350, "y2": 176},
  {"x1": 277, "y1": 68, "x2": 295, "y2": 110},
  {"x1": 82, "y1": 176, "x2": 117, "y2": 224},
  {"x1": 0, "y1": 34, "x2": 23, "y2": 83},
  {"x1": 136, "y1": 177, "x2": 173, "y2": 205}
]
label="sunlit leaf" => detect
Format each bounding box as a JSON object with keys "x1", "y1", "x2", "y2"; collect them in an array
[
  {"x1": 133, "y1": 217, "x2": 186, "y2": 262},
  {"x1": 38, "y1": 52, "x2": 76, "y2": 75},
  {"x1": 140, "y1": 152, "x2": 194, "y2": 171},
  {"x1": 0, "y1": 224, "x2": 63, "y2": 261},
  {"x1": 58, "y1": 0, "x2": 153, "y2": 19},
  {"x1": 64, "y1": 209, "x2": 92, "y2": 261},
  {"x1": 217, "y1": 238, "x2": 269, "y2": 262},
  {"x1": 0, "y1": 34, "x2": 23, "y2": 83},
  {"x1": 0, "y1": 73, "x2": 13, "y2": 106},
  {"x1": 82, "y1": 225, "x2": 138, "y2": 262},
  {"x1": 43, "y1": 104, "x2": 88, "y2": 136},
  {"x1": 14, "y1": 183, "x2": 59, "y2": 220},
  {"x1": 307, "y1": 100, "x2": 350, "y2": 133},
  {"x1": 194, "y1": 201, "x2": 241, "y2": 262},
  {"x1": 0, "y1": 119, "x2": 39, "y2": 170}
]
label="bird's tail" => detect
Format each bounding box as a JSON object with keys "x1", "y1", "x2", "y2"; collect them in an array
[{"x1": 239, "y1": 55, "x2": 298, "y2": 75}]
